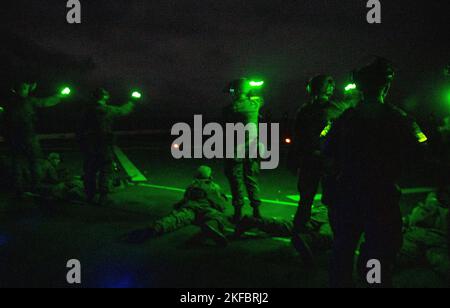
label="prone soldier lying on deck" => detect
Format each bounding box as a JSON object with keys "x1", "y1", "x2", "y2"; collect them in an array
[
  {"x1": 234, "y1": 203, "x2": 333, "y2": 264},
  {"x1": 36, "y1": 153, "x2": 84, "y2": 201},
  {"x1": 399, "y1": 192, "x2": 449, "y2": 280},
  {"x1": 126, "y1": 166, "x2": 229, "y2": 246}
]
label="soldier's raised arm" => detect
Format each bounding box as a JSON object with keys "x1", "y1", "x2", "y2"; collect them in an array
[
  {"x1": 33, "y1": 86, "x2": 73, "y2": 108},
  {"x1": 33, "y1": 93, "x2": 64, "y2": 108},
  {"x1": 105, "y1": 99, "x2": 136, "y2": 117}
]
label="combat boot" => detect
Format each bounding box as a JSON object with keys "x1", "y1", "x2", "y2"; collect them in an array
[
  {"x1": 292, "y1": 232, "x2": 315, "y2": 266},
  {"x1": 202, "y1": 221, "x2": 228, "y2": 247},
  {"x1": 234, "y1": 216, "x2": 259, "y2": 238},
  {"x1": 253, "y1": 206, "x2": 262, "y2": 219},
  {"x1": 231, "y1": 206, "x2": 243, "y2": 223}
]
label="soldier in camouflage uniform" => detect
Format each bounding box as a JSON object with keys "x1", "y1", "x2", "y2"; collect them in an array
[
  {"x1": 37, "y1": 153, "x2": 84, "y2": 201},
  {"x1": 79, "y1": 88, "x2": 137, "y2": 205},
  {"x1": 126, "y1": 166, "x2": 229, "y2": 246},
  {"x1": 223, "y1": 78, "x2": 264, "y2": 222},
  {"x1": 234, "y1": 203, "x2": 333, "y2": 265},
  {"x1": 400, "y1": 193, "x2": 449, "y2": 280},
  {"x1": 1, "y1": 80, "x2": 66, "y2": 195}
]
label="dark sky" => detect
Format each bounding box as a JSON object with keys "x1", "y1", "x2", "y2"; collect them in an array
[{"x1": 1, "y1": 0, "x2": 448, "y2": 117}]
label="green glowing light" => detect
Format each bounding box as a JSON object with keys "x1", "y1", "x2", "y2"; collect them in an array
[
  {"x1": 249, "y1": 81, "x2": 265, "y2": 87},
  {"x1": 345, "y1": 83, "x2": 357, "y2": 92},
  {"x1": 131, "y1": 91, "x2": 142, "y2": 99},
  {"x1": 414, "y1": 123, "x2": 428, "y2": 143},
  {"x1": 417, "y1": 132, "x2": 428, "y2": 143},
  {"x1": 320, "y1": 122, "x2": 332, "y2": 138},
  {"x1": 60, "y1": 87, "x2": 71, "y2": 96}
]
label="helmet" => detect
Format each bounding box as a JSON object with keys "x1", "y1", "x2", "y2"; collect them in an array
[
  {"x1": 48, "y1": 153, "x2": 61, "y2": 161},
  {"x1": 224, "y1": 78, "x2": 248, "y2": 95},
  {"x1": 195, "y1": 165, "x2": 213, "y2": 180},
  {"x1": 306, "y1": 75, "x2": 335, "y2": 96},
  {"x1": 93, "y1": 87, "x2": 110, "y2": 101},
  {"x1": 224, "y1": 78, "x2": 265, "y2": 97},
  {"x1": 352, "y1": 57, "x2": 395, "y2": 90}
]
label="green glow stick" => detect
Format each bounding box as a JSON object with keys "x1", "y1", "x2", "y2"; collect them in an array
[
  {"x1": 417, "y1": 132, "x2": 428, "y2": 143},
  {"x1": 61, "y1": 87, "x2": 71, "y2": 96},
  {"x1": 345, "y1": 83, "x2": 357, "y2": 92},
  {"x1": 249, "y1": 81, "x2": 265, "y2": 87},
  {"x1": 131, "y1": 91, "x2": 142, "y2": 99}
]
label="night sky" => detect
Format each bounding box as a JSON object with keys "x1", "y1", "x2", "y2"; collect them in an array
[{"x1": 1, "y1": 0, "x2": 448, "y2": 118}]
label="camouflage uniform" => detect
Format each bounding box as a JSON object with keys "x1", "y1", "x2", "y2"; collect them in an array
[
  {"x1": 1, "y1": 91, "x2": 61, "y2": 194},
  {"x1": 235, "y1": 203, "x2": 333, "y2": 248},
  {"x1": 223, "y1": 96, "x2": 263, "y2": 216},
  {"x1": 122, "y1": 176, "x2": 230, "y2": 246},
  {"x1": 151, "y1": 178, "x2": 228, "y2": 236},
  {"x1": 79, "y1": 100, "x2": 134, "y2": 202},
  {"x1": 37, "y1": 157, "x2": 83, "y2": 201},
  {"x1": 400, "y1": 193, "x2": 449, "y2": 280}
]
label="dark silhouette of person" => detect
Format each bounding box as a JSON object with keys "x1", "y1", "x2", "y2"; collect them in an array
[
  {"x1": 78, "y1": 88, "x2": 137, "y2": 205},
  {"x1": 1, "y1": 79, "x2": 65, "y2": 195},
  {"x1": 290, "y1": 75, "x2": 349, "y2": 233},
  {"x1": 324, "y1": 58, "x2": 427, "y2": 288}
]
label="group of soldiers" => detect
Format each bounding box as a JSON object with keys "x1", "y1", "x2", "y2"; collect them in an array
[
  {"x1": 290, "y1": 59, "x2": 447, "y2": 286},
  {"x1": 0, "y1": 80, "x2": 139, "y2": 205},
  {"x1": 1, "y1": 58, "x2": 449, "y2": 288},
  {"x1": 128, "y1": 58, "x2": 448, "y2": 287}
]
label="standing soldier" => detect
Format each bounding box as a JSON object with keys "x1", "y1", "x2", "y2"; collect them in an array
[
  {"x1": 324, "y1": 58, "x2": 427, "y2": 288},
  {"x1": 290, "y1": 75, "x2": 348, "y2": 233},
  {"x1": 223, "y1": 78, "x2": 264, "y2": 222},
  {"x1": 1, "y1": 79, "x2": 66, "y2": 195},
  {"x1": 79, "y1": 88, "x2": 138, "y2": 205}
]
